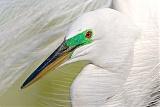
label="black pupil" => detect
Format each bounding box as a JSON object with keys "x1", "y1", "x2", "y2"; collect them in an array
[{"x1": 86, "y1": 31, "x2": 92, "y2": 38}]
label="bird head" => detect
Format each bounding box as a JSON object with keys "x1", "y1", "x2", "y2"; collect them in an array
[{"x1": 20, "y1": 8, "x2": 138, "y2": 89}]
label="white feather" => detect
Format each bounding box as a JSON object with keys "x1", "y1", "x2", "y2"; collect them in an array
[{"x1": 0, "y1": 0, "x2": 112, "y2": 95}]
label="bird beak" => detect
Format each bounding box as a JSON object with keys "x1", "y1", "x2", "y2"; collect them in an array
[{"x1": 20, "y1": 40, "x2": 78, "y2": 90}]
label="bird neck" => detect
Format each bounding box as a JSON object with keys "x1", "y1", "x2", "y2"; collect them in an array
[{"x1": 70, "y1": 64, "x2": 129, "y2": 107}]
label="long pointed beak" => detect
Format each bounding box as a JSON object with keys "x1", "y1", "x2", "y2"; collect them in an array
[{"x1": 20, "y1": 40, "x2": 77, "y2": 90}]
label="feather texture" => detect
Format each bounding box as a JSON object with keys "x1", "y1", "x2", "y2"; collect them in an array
[{"x1": 0, "y1": 0, "x2": 112, "y2": 95}]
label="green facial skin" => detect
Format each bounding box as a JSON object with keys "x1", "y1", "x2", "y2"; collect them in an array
[
  {"x1": 66, "y1": 29, "x2": 94, "y2": 58},
  {"x1": 66, "y1": 29, "x2": 93, "y2": 47}
]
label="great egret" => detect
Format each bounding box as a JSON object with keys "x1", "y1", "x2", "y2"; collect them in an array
[
  {"x1": 1, "y1": 0, "x2": 160, "y2": 107},
  {"x1": 0, "y1": 0, "x2": 112, "y2": 95},
  {"x1": 20, "y1": 0, "x2": 160, "y2": 107}
]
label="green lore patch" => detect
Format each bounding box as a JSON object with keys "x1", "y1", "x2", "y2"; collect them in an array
[{"x1": 66, "y1": 29, "x2": 94, "y2": 47}]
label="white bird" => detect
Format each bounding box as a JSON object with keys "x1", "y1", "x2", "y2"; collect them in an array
[
  {"x1": 1, "y1": 0, "x2": 160, "y2": 107},
  {"x1": 0, "y1": 0, "x2": 111, "y2": 95},
  {"x1": 20, "y1": 0, "x2": 160, "y2": 107}
]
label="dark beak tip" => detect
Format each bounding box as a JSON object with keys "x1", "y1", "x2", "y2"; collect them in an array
[
  {"x1": 19, "y1": 85, "x2": 24, "y2": 90},
  {"x1": 20, "y1": 40, "x2": 75, "y2": 89}
]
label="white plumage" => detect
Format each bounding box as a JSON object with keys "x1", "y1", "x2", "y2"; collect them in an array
[
  {"x1": 65, "y1": 7, "x2": 159, "y2": 106},
  {"x1": 0, "y1": 0, "x2": 111, "y2": 95},
  {"x1": 0, "y1": 0, "x2": 160, "y2": 107}
]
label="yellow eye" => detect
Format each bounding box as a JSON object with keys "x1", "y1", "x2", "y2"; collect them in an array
[{"x1": 85, "y1": 31, "x2": 92, "y2": 38}]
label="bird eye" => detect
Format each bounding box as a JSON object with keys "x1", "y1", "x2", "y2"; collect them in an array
[{"x1": 85, "y1": 31, "x2": 92, "y2": 38}]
